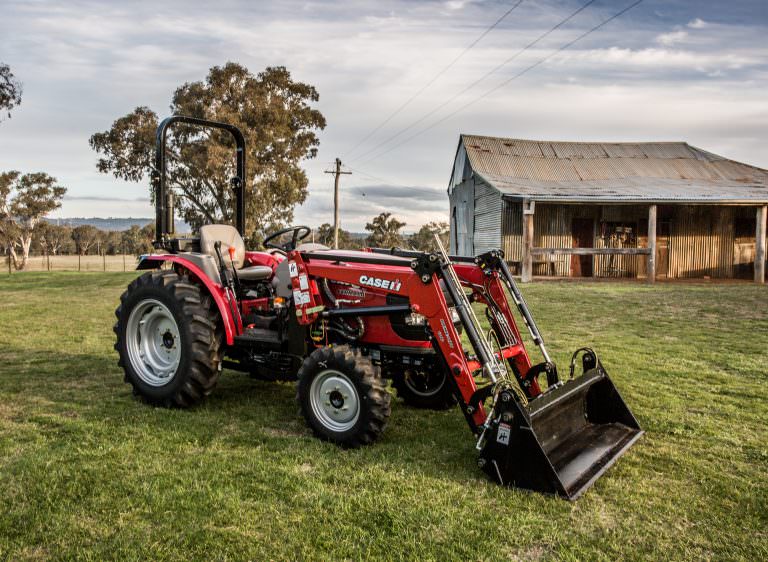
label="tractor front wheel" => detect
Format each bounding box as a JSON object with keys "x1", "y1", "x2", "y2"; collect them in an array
[
  {"x1": 297, "y1": 345, "x2": 390, "y2": 448},
  {"x1": 114, "y1": 270, "x2": 223, "y2": 407}
]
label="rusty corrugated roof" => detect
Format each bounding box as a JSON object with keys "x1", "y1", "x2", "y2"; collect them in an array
[{"x1": 459, "y1": 134, "x2": 768, "y2": 203}]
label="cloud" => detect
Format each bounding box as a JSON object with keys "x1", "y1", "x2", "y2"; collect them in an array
[
  {"x1": 443, "y1": 1, "x2": 468, "y2": 10},
  {"x1": 351, "y1": 184, "x2": 445, "y2": 201},
  {"x1": 560, "y1": 47, "x2": 760, "y2": 73},
  {"x1": 1, "y1": 0, "x2": 767, "y2": 231},
  {"x1": 656, "y1": 30, "x2": 688, "y2": 46}
]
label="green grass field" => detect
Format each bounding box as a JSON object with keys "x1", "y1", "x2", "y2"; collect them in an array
[{"x1": 0, "y1": 272, "x2": 766, "y2": 561}]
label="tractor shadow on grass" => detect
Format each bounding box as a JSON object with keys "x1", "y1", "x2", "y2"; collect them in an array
[{"x1": 0, "y1": 348, "x2": 488, "y2": 489}]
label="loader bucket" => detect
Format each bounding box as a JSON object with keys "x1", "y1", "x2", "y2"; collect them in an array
[{"x1": 479, "y1": 365, "x2": 642, "y2": 500}]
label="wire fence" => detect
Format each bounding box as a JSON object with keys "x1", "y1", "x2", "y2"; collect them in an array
[{"x1": 4, "y1": 254, "x2": 142, "y2": 273}]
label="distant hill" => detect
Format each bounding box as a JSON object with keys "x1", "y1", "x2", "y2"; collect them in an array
[
  {"x1": 45, "y1": 219, "x2": 372, "y2": 238},
  {"x1": 46, "y1": 217, "x2": 188, "y2": 232}
]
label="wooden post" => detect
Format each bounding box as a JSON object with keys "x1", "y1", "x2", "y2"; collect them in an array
[
  {"x1": 7, "y1": 248, "x2": 10, "y2": 275},
  {"x1": 103, "y1": 252, "x2": 106, "y2": 271},
  {"x1": 78, "y1": 254, "x2": 81, "y2": 272},
  {"x1": 647, "y1": 204, "x2": 657, "y2": 284},
  {"x1": 756, "y1": 205, "x2": 767, "y2": 284},
  {"x1": 324, "y1": 158, "x2": 351, "y2": 249},
  {"x1": 521, "y1": 200, "x2": 535, "y2": 283}
]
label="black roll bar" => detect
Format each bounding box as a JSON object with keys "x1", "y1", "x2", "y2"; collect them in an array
[{"x1": 154, "y1": 116, "x2": 246, "y2": 247}]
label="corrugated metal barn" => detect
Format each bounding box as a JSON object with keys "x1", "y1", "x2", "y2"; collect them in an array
[{"x1": 448, "y1": 134, "x2": 768, "y2": 283}]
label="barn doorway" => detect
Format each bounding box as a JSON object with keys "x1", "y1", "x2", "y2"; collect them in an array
[{"x1": 571, "y1": 218, "x2": 594, "y2": 277}]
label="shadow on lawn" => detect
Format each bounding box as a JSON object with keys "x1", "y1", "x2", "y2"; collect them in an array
[{"x1": 2, "y1": 347, "x2": 488, "y2": 487}]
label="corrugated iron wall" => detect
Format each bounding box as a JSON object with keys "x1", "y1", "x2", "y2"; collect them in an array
[
  {"x1": 502, "y1": 201, "x2": 579, "y2": 275},
  {"x1": 668, "y1": 206, "x2": 735, "y2": 278},
  {"x1": 501, "y1": 200, "x2": 523, "y2": 262},
  {"x1": 501, "y1": 202, "x2": 754, "y2": 279},
  {"x1": 473, "y1": 179, "x2": 502, "y2": 254},
  {"x1": 531, "y1": 204, "x2": 571, "y2": 277},
  {"x1": 449, "y1": 177, "x2": 474, "y2": 255}
]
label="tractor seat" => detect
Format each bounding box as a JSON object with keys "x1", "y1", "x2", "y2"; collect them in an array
[{"x1": 199, "y1": 224, "x2": 273, "y2": 282}]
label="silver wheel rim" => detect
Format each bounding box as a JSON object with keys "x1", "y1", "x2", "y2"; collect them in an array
[
  {"x1": 403, "y1": 369, "x2": 446, "y2": 398},
  {"x1": 125, "y1": 299, "x2": 181, "y2": 387},
  {"x1": 309, "y1": 369, "x2": 360, "y2": 432}
]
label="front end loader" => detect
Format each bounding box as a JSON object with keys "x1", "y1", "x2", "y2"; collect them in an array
[{"x1": 114, "y1": 115, "x2": 642, "y2": 499}]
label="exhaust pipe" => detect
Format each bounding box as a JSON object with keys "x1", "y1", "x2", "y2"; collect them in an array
[{"x1": 478, "y1": 359, "x2": 642, "y2": 500}]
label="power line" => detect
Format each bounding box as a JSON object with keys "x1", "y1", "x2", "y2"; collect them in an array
[
  {"x1": 343, "y1": 0, "x2": 524, "y2": 158},
  {"x1": 360, "y1": 0, "x2": 645, "y2": 165},
  {"x1": 350, "y1": 0, "x2": 597, "y2": 164}
]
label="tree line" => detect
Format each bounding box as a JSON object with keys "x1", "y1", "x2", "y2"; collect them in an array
[
  {"x1": 0, "y1": 220, "x2": 157, "y2": 267},
  {"x1": 316, "y1": 213, "x2": 448, "y2": 253}
]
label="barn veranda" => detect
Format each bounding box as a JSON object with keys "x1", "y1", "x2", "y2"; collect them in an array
[{"x1": 0, "y1": 272, "x2": 765, "y2": 560}]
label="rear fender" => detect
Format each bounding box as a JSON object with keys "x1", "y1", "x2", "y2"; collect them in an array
[{"x1": 137, "y1": 254, "x2": 240, "y2": 345}]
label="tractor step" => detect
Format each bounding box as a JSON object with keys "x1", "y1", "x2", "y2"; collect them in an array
[{"x1": 234, "y1": 327, "x2": 282, "y2": 346}]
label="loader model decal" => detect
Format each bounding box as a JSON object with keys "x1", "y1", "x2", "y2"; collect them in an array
[
  {"x1": 438, "y1": 318, "x2": 455, "y2": 349},
  {"x1": 358, "y1": 275, "x2": 402, "y2": 292}
]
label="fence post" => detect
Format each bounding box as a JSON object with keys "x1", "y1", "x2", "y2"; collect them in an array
[
  {"x1": 756, "y1": 205, "x2": 767, "y2": 284},
  {"x1": 521, "y1": 200, "x2": 535, "y2": 283},
  {"x1": 103, "y1": 252, "x2": 106, "y2": 272},
  {"x1": 78, "y1": 254, "x2": 81, "y2": 271},
  {"x1": 7, "y1": 248, "x2": 11, "y2": 275}
]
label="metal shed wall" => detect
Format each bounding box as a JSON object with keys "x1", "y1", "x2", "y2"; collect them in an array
[
  {"x1": 449, "y1": 177, "x2": 474, "y2": 255},
  {"x1": 668, "y1": 206, "x2": 735, "y2": 279},
  {"x1": 473, "y1": 179, "x2": 502, "y2": 254}
]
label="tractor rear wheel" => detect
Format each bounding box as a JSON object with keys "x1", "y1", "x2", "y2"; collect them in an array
[
  {"x1": 297, "y1": 345, "x2": 390, "y2": 448},
  {"x1": 114, "y1": 270, "x2": 223, "y2": 407},
  {"x1": 391, "y1": 367, "x2": 457, "y2": 410}
]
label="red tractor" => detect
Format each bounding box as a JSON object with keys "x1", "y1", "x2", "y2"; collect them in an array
[{"x1": 114, "y1": 116, "x2": 642, "y2": 499}]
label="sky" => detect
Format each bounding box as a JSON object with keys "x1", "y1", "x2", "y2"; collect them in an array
[{"x1": 1, "y1": 0, "x2": 766, "y2": 232}]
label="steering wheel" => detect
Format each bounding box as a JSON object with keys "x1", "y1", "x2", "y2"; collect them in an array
[{"x1": 263, "y1": 225, "x2": 312, "y2": 252}]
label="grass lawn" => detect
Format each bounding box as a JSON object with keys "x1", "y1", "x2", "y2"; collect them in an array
[{"x1": 0, "y1": 272, "x2": 766, "y2": 561}]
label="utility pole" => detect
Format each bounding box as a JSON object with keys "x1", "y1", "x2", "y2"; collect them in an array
[{"x1": 324, "y1": 158, "x2": 351, "y2": 249}]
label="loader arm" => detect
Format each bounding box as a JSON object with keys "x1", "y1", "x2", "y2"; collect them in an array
[
  {"x1": 289, "y1": 246, "x2": 642, "y2": 499},
  {"x1": 289, "y1": 250, "x2": 490, "y2": 430}
]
